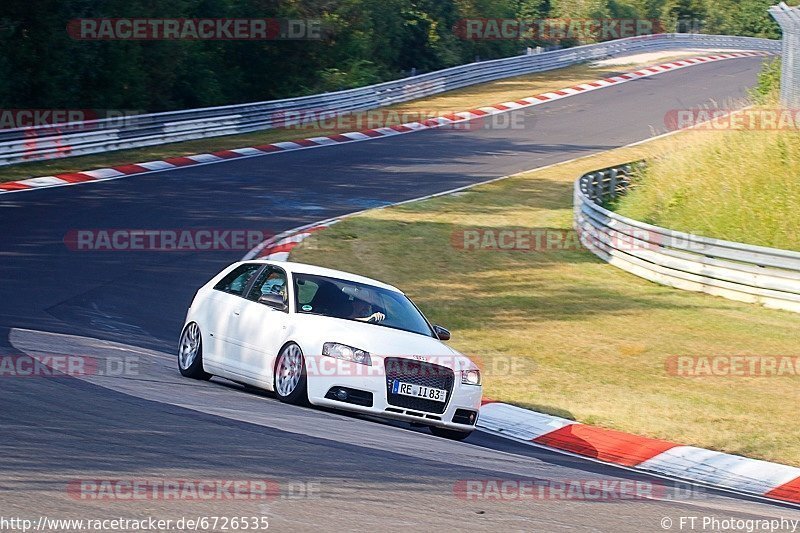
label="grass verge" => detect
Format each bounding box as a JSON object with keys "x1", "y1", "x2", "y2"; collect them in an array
[
  {"x1": 613, "y1": 127, "x2": 800, "y2": 251},
  {"x1": 2, "y1": 52, "x2": 706, "y2": 184},
  {"x1": 290, "y1": 130, "x2": 800, "y2": 466}
]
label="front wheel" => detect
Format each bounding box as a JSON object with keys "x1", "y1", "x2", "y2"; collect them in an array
[
  {"x1": 430, "y1": 426, "x2": 473, "y2": 440},
  {"x1": 178, "y1": 322, "x2": 212, "y2": 380},
  {"x1": 274, "y1": 343, "x2": 308, "y2": 405}
]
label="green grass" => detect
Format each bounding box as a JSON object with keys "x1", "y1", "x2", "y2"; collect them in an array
[
  {"x1": 290, "y1": 135, "x2": 800, "y2": 466},
  {"x1": 613, "y1": 128, "x2": 800, "y2": 250}
]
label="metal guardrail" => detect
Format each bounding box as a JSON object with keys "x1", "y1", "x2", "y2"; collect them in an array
[
  {"x1": 1, "y1": 33, "x2": 780, "y2": 166},
  {"x1": 574, "y1": 163, "x2": 800, "y2": 313}
]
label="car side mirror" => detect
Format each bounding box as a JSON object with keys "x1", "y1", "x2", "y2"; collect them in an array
[
  {"x1": 258, "y1": 293, "x2": 288, "y2": 312},
  {"x1": 433, "y1": 325, "x2": 451, "y2": 341}
]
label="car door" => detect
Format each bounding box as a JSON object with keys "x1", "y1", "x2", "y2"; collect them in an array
[
  {"x1": 203, "y1": 262, "x2": 263, "y2": 368},
  {"x1": 226, "y1": 265, "x2": 291, "y2": 386}
]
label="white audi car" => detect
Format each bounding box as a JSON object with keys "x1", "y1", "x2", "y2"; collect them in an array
[{"x1": 178, "y1": 260, "x2": 483, "y2": 439}]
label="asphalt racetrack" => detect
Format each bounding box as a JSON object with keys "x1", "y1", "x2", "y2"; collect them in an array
[{"x1": 2, "y1": 55, "x2": 798, "y2": 531}]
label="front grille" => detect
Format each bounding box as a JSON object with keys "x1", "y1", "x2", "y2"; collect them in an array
[{"x1": 384, "y1": 357, "x2": 454, "y2": 415}]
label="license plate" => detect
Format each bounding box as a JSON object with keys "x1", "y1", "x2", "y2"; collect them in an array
[{"x1": 392, "y1": 380, "x2": 447, "y2": 402}]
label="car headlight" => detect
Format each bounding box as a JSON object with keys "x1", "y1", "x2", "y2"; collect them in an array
[
  {"x1": 322, "y1": 342, "x2": 372, "y2": 366},
  {"x1": 461, "y1": 369, "x2": 481, "y2": 385}
]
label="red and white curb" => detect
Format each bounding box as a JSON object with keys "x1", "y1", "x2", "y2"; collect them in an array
[
  {"x1": 245, "y1": 220, "x2": 800, "y2": 507},
  {"x1": 478, "y1": 401, "x2": 800, "y2": 506},
  {"x1": 244, "y1": 221, "x2": 339, "y2": 261},
  {"x1": 0, "y1": 51, "x2": 769, "y2": 195}
]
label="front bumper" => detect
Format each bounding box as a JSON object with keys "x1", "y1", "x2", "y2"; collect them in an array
[{"x1": 305, "y1": 355, "x2": 482, "y2": 431}]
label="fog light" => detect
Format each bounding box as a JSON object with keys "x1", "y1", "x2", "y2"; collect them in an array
[
  {"x1": 335, "y1": 388, "x2": 348, "y2": 401},
  {"x1": 453, "y1": 408, "x2": 478, "y2": 425}
]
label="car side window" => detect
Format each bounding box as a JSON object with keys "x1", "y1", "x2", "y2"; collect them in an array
[
  {"x1": 295, "y1": 279, "x2": 319, "y2": 309},
  {"x1": 247, "y1": 267, "x2": 288, "y2": 303},
  {"x1": 213, "y1": 264, "x2": 262, "y2": 296}
]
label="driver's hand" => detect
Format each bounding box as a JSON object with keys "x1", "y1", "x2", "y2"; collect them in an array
[{"x1": 368, "y1": 312, "x2": 386, "y2": 323}]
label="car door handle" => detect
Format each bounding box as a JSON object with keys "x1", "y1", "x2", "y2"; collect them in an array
[{"x1": 233, "y1": 309, "x2": 241, "y2": 316}]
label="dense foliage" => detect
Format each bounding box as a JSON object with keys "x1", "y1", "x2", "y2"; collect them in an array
[{"x1": 0, "y1": 0, "x2": 783, "y2": 111}]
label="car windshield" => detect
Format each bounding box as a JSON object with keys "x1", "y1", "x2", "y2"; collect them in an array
[{"x1": 293, "y1": 273, "x2": 434, "y2": 337}]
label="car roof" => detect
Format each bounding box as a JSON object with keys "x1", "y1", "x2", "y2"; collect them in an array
[{"x1": 248, "y1": 260, "x2": 403, "y2": 293}]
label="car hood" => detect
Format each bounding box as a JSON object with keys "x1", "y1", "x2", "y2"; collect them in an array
[{"x1": 291, "y1": 314, "x2": 474, "y2": 367}]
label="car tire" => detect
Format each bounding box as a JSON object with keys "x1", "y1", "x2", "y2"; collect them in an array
[
  {"x1": 274, "y1": 343, "x2": 308, "y2": 405},
  {"x1": 430, "y1": 426, "x2": 473, "y2": 440},
  {"x1": 178, "y1": 322, "x2": 212, "y2": 380}
]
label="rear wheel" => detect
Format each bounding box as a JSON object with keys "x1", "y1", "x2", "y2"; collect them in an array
[
  {"x1": 178, "y1": 322, "x2": 212, "y2": 380},
  {"x1": 430, "y1": 426, "x2": 472, "y2": 441},
  {"x1": 274, "y1": 343, "x2": 308, "y2": 405}
]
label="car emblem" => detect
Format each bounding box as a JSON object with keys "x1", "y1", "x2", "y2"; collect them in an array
[{"x1": 412, "y1": 355, "x2": 427, "y2": 361}]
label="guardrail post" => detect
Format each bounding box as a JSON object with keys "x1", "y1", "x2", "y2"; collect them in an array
[
  {"x1": 587, "y1": 172, "x2": 598, "y2": 201},
  {"x1": 770, "y1": 2, "x2": 800, "y2": 107},
  {"x1": 608, "y1": 169, "x2": 619, "y2": 199}
]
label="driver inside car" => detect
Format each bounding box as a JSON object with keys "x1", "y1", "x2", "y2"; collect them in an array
[
  {"x1": 261, "y1": 272, "x2": 286, "y2": 300},
  {"x1": 350, "y1": 298, "x2": 385, "y2": 323}
]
